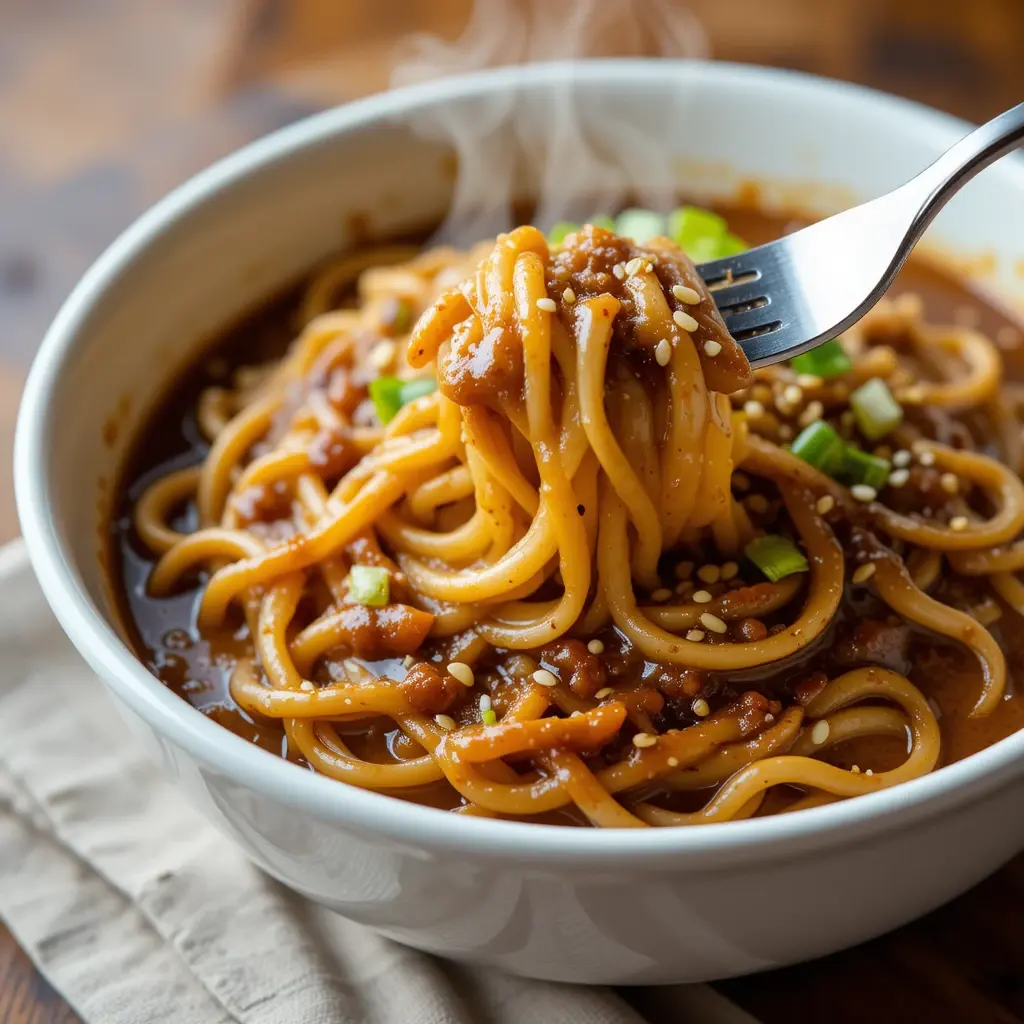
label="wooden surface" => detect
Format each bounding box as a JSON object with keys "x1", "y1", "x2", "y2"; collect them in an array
[{"x1": 4, "y1": 1, "x2": 1024, "y2": 1020}]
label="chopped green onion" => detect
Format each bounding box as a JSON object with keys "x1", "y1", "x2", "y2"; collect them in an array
[
  {"x1": 370, "y1": 375, "x2": 438, "y2": 424},
  {"x1": 791, "y1": 420, "x2": 845, "y2": 475},
  {"x1": 548, "y1": 221, "x2": 579, "y2": 245},
  {"x1": 744, "y1": 535, "x2": 809, "y2": 583},
  {"x1": 481, "y1": 708, "x2": 498, "y2": 726},
  {"x1": 837, "y1": 447, "x2": 890, "y2": 490},
  {"x1": 615, "y1": 208, "x2": 665, "y2": 243},
  {"x1": 790, "y1": 339, "x2": 853, "y2": 379},
  {"x1": 369, "y1": 376, "x2": 404, "y2": 424},
  {"x1": 398, "y1": 377, "x2": 437, "y2": 405},
  {"x1": 667, "y1": 206, "x2": 747, "y2": 261},
  {"x1": 850, "y1": 378, "x2": 903, "y2": 441},
  {"x1": 590, "y1": 214, "x2": 615, "y2": 230},
  {"x1": 718, "y1": 232, "x2": 748, "y2": 256},
  {"x1": 348, "y1": 565, "x2": 390, "y2": 607}
]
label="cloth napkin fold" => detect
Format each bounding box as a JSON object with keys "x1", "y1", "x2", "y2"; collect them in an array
[{"x1": 0, "y1": 540, "x2": 758, "y2": 1024}]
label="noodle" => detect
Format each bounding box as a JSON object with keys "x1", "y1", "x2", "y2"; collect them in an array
[{"x1": 125, "y1": 216, "x2": 1024, "y2": 827}]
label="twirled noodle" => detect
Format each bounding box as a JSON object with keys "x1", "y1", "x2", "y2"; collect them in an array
[{"x1": 126, "y1": 220, "x2": 1024, "y2": 827}]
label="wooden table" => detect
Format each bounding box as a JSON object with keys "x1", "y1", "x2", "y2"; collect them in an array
[{"x1": 4, "y1": 1, "x2": 1024, "y2": 1020}]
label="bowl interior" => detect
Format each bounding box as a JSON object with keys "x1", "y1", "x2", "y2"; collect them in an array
[{"x1": 19, "y1": 60, "x2": 1024, "y2": 852}]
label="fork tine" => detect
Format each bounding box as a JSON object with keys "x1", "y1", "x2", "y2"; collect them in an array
[{"x1": 719, "y1": 304, "x2": 782, "y2": 339}]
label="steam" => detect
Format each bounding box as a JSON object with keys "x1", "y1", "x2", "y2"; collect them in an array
[{"x1": 390, "y1": 0, "x2": 709, "y2": 245}]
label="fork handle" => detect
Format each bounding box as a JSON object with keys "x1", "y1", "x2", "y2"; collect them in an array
[{"x1": 903, "y1": 100, "x2": 1024, "y2": 240}]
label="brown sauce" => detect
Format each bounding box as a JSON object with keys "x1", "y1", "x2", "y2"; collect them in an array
[{"x1": 110, "y1": 205, "x2": 1024, "y2": 814}]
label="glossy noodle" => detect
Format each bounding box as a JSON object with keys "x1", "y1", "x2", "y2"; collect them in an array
[{"x1": 117, "y1": 210, "x2": 1024, "y2": 827}]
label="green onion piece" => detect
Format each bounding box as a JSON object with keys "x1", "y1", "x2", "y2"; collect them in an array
[
  {"x1": 790, "y1": 420, "x2": 845, "y2": 475},
  {"x1": 369, "y1": 376, "x2": 404, "y2": 425},
  {"x1": 548, "y1": 221, "x2": 579, "y2": 245},
  {"x1": 348, "y1": 565, "x2": 390, "y2": 607},
  {"x1": 718, "y1": 231, "x2": 749, "y2": 255},
  {"x1": 850, "y1": 378, "x2": 903, "y2": 442},
  {"x1": 790, "y1": 338, "x2": 853, "y2": 379},
  {"x1": 744, "y1": 535, "x2": 809, "y2": 583},
  {"x1": 838, "y1": 446, "x2": 890, "y2": 490},
  {"x1": 589, "y1": 214, "x2": 615, "y2": 230},
  {"x1": 398, "y1": 377, "x2": 438, "y2": 405},
  {"x1": 615, "y1": 208, "x2": 665, "y2": 243},
  {"x1": 481, "y1": 708, "x2": 498, "y2": 726}
]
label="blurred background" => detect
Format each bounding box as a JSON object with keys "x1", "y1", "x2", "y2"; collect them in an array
[{"x1": 3, "y1": 0, "x2": 1024, "y2": 527}]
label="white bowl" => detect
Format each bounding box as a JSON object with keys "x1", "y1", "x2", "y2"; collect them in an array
[{"x1": 15, "y1": 60, "x2": 1024, "y2": 985}]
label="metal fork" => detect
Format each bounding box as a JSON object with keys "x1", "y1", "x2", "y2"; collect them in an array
[{"x1": 699, "y1": 100, "x2": 1024, "y2": 368}]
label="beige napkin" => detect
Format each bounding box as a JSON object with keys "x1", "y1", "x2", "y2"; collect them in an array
[{"x1": 0, "y1": 540, "x2": 758, "y2": 1024}]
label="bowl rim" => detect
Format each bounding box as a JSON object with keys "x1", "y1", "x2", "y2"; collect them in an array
[{"x1": 16, "y1": 57, "x2": 1024, "y2": 866}]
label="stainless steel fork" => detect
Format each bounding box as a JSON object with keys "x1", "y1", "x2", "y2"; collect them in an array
[{"x1": 700, "y1": 100, "x2": 1024, "y2": 367}]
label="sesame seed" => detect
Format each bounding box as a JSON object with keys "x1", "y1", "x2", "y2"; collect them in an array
[
  {"x1": 594, "y1": 687, "x2": 615, "y2": 699},
  {"x1": 625, "y1": 257, "x2": 647, "y2": 277},
  {"x1": 651, "y1": 587, "x2": 673, "y2": 602},
  {"x1": 479, "y1": 694, "x2": 492, "y2": 712},
  {"x1": 447, "y1": 661, "x2": 475, "y2": 688},
  {"x1": 675, "y1": 560, "x2": 694, "y2": 580},
  {"x1": 940, "y1": 472, "x2": 959, "y2": 494},
  {"x1": 851, "y1": 764, "x2": 861, "y2": 774},
  {"x1": 369, "y1": 339, "x2": 396, "y2": 370},
  {"x1": 816, "y1": 495, "x2": 835, "y2": 515},
  {"x1": 892, "y1": 449, "x2": 911, "y2": 468},
  {"x1": 811, "y1": 720, "x2": 830, "y2": 745},
  {"x1": 612, "y1": 263, "x2": 626, "y2": 280},
  {"x1": 721, "y1": 561, "x2": 739, "y2": 581},
  {"x1": 686, "y1": 629, "x2": 705, "y2": 642},
  {"x1": 632, "y1": 732, "x2": 657, "y2": 749},
  {"x1": 798, "y1": 400, "x2": 824, "y2": 428},
  {"x1": 765, "y1": 713, "x2": 775, "y2": 724},
  {"x1": 887, "y1": 468, "x2": 910, "y2": 487},
  {"x1": 505, "y1": 238, "x2": 517, "y2": 249},
  {"x1": 692, "y1": 589, "x2": 713, "y2": 604},
  {"x1": 746, "y1": 494, "x2": 770, "y2": 514},
  {"x1": 587, "y1": 639, "x2": 605, "y2": 655},
  {"x1": 693, "y1": 698, "x2": 711, "y2": 717},
  {"x1": 562, "y1": 287, "x2": 576, "y2": 304},
  {"x1": 667, "y1": 756, "x2": 680, "y2": 767},
  {"x1": 435, "y1": 714, "x2": 457, "y2": 731},
  {"x1": 783, "y1": 384, "x2": 804, "y2": 406},
  {"x1": 672, "y1": 283, "x2": 702, "y2": 304},
  {"x1": 703, "y1": 339, "x2": 723, "y2": 357},
  {"x1": 655, "y1": 338, "x2": 672, "y2": 366},
  {"x1": 536, "y1": 297, "x2": 557, "y2": 313},
  {"x1": 700, "y1": 612, "x2": 728, "y2": 634},
  {"x1": 675, "y1": 581, "x2": 694, "y2": 597},
  {"x1": 852, "y1": 563, "x2": 876, "y2": 584},
  {"x1": 532, "y1": 668, "x2": 558, "y2": 687},
  {"x1": 743, "y1": 400, "x2": 765, "y2": 417},
  {"x1": 777, "y1": 424, "x2": 794, "y2": 441},
  {"x1": 673, "y1": 309, "x2": 699, "y2": 332},
  {"x1": 950, "y1": 516, "x2": 969, "y2": 532},
  {"x1": 865, "y1": 769, "x2": 874, "y2": 776},
  {"x1": 850, "y1": 484, "x2": 877, "y2": 503},
  {"x1": 918, "y1": 450, "x2": 936, "y2": 467},
  {"x1": 697, "y1": 565, "x2": 721, "y2": 585},
  {"x1": 300, "y1": 680, "x2": 315, "y2": 692},
  {"x1": 402, "y1": 654, "x2": 415, "y2": 668},
  {"x1": 796, "y1": 374, "x2": 822, "y2": 389}
]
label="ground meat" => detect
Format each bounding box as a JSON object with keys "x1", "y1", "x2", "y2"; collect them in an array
[
  {"x1": 307, "y1": 427, "x2": 360, "y2": 479},
  {"x1": 400, "y1": 662, "x2": 460, "y2": 714},
  {"x1": 833, "y1": 618, "x2": 911, "y2": 674},
  {"x1": 537, "y1": 639, "x2": 606, "y2": 698},
  {"x1": 649, "y1": 665, "x2": 705, "y2": 700},
  {"x1": 232, "y1": 479, "x2": 293, "y2": 525},
  {"x1": 734, "y1": 617, "x2": 769, "y2": 642},
  {"x1": 325, "y1": 367, "x2": 366, "y2": 418}
]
